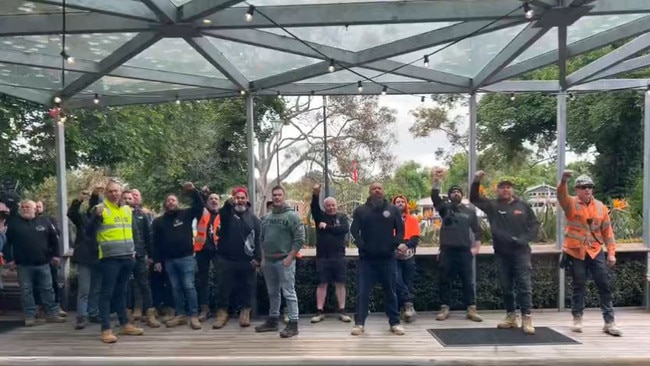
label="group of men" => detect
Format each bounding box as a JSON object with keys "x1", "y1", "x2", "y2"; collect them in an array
[{"x1": 0, "y1": 166, "x2": 622, "y2": 342}]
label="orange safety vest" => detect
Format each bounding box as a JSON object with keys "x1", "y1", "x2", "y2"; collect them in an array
[
  {"x1": 561, "y1": 197, "x2": 616, "y2": 260},
  {"x1": 193, "y1": 208, "x2": 221, "y2": 252}
]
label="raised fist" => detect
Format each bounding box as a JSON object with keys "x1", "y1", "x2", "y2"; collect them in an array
[
  {"x1": 313, "y1": 184, "x2": 321, "y2": 195},
  {"x1": 94, "y1": 205, "x2": 104, "y2": 217},
  {"x1": 561, "y1": 170, "x2": 573, "y2": 182},
  {"x1": 431, "y1": 166, "x2": 445, "y2": 182},
  {"x1": 474, "y1": 170, "x2": 487, "y2": 180},
  {"x1": 183, "y1": 182, "x2": 195, "y2": 191},
  {"x1": 78, "y1": 190, "x2": 90, "y2": 201}
]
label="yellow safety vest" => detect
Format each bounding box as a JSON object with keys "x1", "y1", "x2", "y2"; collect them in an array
[{"x1": 96, "y1": 199, "x2": 135, "y2": 259}]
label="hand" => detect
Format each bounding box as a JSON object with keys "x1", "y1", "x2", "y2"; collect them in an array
[
  {"x1": 397, "y1": 243, "x2": 408, "y2": 253},
  {"x1": 561, "y1": 170, "x2": 573, "y2": 182},
  {"x1": 94, "y1": 205, "x2": 104, "y2": 216},
  {"x1": 78, "y1": 190, "x2": 90, "y2": 201},
  {"x1": 251, "y1": 259, "x2": 260, "y2": 269},
  {"x1": 260, "y1": 258, "x2": 266, "y2": 268},
  {"x1": 318, "y1": 222, "x2": 327, "y2": 230},
  {"x1": 607, "y1": 254, "x2": 616, "y2": 268},
  {"x1": 183, "y1": 182, "x2": 195, "y2": 191},
  {"x1": 313, "y1": 184, "x2": 321, "y2": 196},
  {"x1": 51, "y1": 257, "x2": 60, "y2": 266},
  {"x1": 470, "y1": 246, "x2": 479, "y2": 256},
  {"x1": 474, "y1": 170, "x2": 486, "y2": 181},
  {"x1": 154, "y1": 263, "x2": 162, "y2": 272},
  {"x1": 282, "y1": 256, "x2": 293, "y2": 267},
  {"x1": 201, "y1": 185, "x2": 210, "y2": 194},
  {"x1": 431, "y1": 166, "x2": 445, "y2": 182},
  {"x1": 7, "y1": 261, "x2": 15, "y2": 271}
]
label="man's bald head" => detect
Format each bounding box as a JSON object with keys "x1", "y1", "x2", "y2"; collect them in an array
[
  {"x1": 323, "y1": 196, "x2": 337, "y2": 215},
  {"x1": 369, "y1": 182, "x2": 384, "y2": 199}
]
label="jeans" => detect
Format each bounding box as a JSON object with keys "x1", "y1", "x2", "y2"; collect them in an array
[
  {"x1": 262, "y1": 259, "x2": 298, "y2": 321},
  {"x1": 216, "y1": 257, "x2": 256, "y2": 310},
  {"x1": 355, "y1": 258, "x2": 400, "y2": 326},
  {"x1": 99, "y1": 256, "x2": 135, "y2": 331},
  {"x1": 165, "y1": 255, "x2": 199, "y2": 317},
  {"x1": 438, "y1": 248, "x2": 475, "y2": 307},
  {"x1": 395, "y1": 257, "x2": 415, "y2": 307},
  {"x1": 195, "y1": 250, "x2": 218, "y2": 308},
  {"x1": 128, "y1": 256, "x2": 153, "y2": 311},
  {"x1": 76, "y1": 263, "x2": 102, "y2": 318},
  {"x1": 569, "y1": 249, "x2": 615, "y2": 323},
  {"x1": 496, "y1": 252, "x2": 533, "y2": 315},
  {"x1": 34, "y1": 263, "x2": 60, "y2": 306},
  {"x1": 17, "y1": 264, "x2": 58, "y2": 318}
]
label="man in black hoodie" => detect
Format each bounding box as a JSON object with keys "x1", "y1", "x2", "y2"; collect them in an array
[
  {"x1": 34, "y1": 200, "x2": 66, "y2": 318},
  {"x1": 350, "y1": 182, "x2": 405, "y2": 336},
  {"x1": 470, "y1": 171, "x2": 540, "y2": 335},
  {"x1": 152, "y1": 182, "x2": 204, "y2": 330}
]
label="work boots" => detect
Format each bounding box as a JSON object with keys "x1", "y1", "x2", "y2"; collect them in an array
[
  {"x1": 497, "y1": 312, "x2": 519, "y2": 329},
  {"x1": 212, "y1": 309, "x2": 229, "y2": 329},
  {"x1": 239, "y1": 308, "x2": 252, "y2": 327},
  {"x1": 571, "y1": 315, "x2": 582, "y2": 333},
  {"x1": 255, "y1": 317, "x2": 279, "y2": 333},
  {"x1": 160, "y1": 307, "x2": 174, "y2": 322},
  {"x1": 279, "y1": 320, "x2": 299, "y2": 338},
  {"x1": 165, "y1": 315, "x2": 188, "y2": 328},
  {"x1": 120, "y1": 323, "x2": 144, "y2": 336},
  {"x1": 403, "y1": 303, "x2": 416, "y2": 323},
  {"x1": 145, "y1": 308, "x2": 161, "y2": 328},
  {"x1": 198, "y1": 305, "x2": 210, "y2": 322},
  {"x1": 132, "y1": 308, "x2": 142, "y2": 321},
  {"x1": 436, "y1": 305, "x2": 450, "y2": 321},
  {"x1": 190, "y1": 316, "x2": 202, "y2": 330},
  {"x1": 126, "y1": 309, "x2": 134, "y2": 323},
  {"x1": 603, "y1": 321, "x2": 622, "y2": 336},
  {"x1": 466, "y1": 305, "x2": 483, "y2": 322},
  {"x1": 521, "y1": 314, "x2": 535, "y2": 335},
  {"x1": 101, "y1": 329, "x2": 118, "y2": 344}
]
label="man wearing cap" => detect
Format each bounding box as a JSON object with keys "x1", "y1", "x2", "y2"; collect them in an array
[
  {"x1": 557, "y1": 171, "x2": 621, "y2": 336},
  {"x1": 470, "y1": 171, "x2": 539, "y2": 335},
  {"x1": 431, "y1": 167, "x2": 483, "y2": 322}
]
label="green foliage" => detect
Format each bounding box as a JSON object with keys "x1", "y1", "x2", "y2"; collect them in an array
[
  {"x1": 383, "y1": 161, "x2": 430, "y2": 200},
  {"x1": 609, "y1": 207, "x2": 643, "y2": 240}
]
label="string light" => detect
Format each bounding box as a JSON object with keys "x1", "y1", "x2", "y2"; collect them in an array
[
  {"x1": 245, "y1": 5, "x2": 255, "y2": 22},
  {"x1": 93, "y1": 93, "x2": 100, "y2": 105},
  {"x1": 357, "y1": 81, "x2": 363, "y2": 93},
  {"x1": 175, "y1": 96, "x2": 181, "y2": 105},
  {"x1": 510, "y1": 93, "x2": 516, "y2": 101},
  {"x1": 240, "y1": 89, "x2": 247, "y2": 95},
  {"x1": 421, "y1": 96, "x2": 425, "y2": 102},
  {"x1": 328, "y1": 59, "x2": 335, "y2": 73},
  {"x1": 423, "y1": 55, "x2": 429, "y2": 68},
  {"x1": 60, "y1": 50, "x2": 74, "y2": 64},
  {"x1": 381, "y1": 85, "x2": 387, "y2": 96},
  {"x1": 203, "y1": 19, "x2": 212, "y2": 24},
  {"x1": 53, "y1": 96, "x2": 62, "y2": 104},
  {"x1": 522, "y1": 2, "x2": 534, "y2": 19}
]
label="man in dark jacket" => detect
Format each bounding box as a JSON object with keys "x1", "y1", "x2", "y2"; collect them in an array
[
  {"x1": 309, "y1": 184, "x2": 351, "y2": 324},
  {"x1": 34, "y1": 200, "x2": 66, "y2": 318},
  {"x1": 349, "y1": 182, "x2": 405, "y2": 336},
  {"x1": 3, "y1": 200, "x2": 66, "y2": 326},
  {"x1": 152, "y1": 182, "x2": 204, "y2": 330},
  {"x1": 470, "y1": 171, "x2": 540, "y2": 335},
  {"x1": 68, "y1": 188, "x2": 102, "y2": 329},
  {"x1": 212, "y1": 186, "x2": 261, "y2": 329},
  {"x1": 431, "y1": 167, "x2": 483, "y2": 323}
]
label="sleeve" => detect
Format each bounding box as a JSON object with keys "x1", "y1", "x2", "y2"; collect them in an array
[
  {"x1": 218, "y1": 198, "x2": 234, "y2": 226},
  {"x1": 326, "y1": 214, "x2": 349, "y2": 235},
  {"x1": 471, "y1": 211, "x2": 482, "y2": 238},
  {"x1": 290, "y1": 213, "x2": 305, "y2": 252},
  {"x1": 406, "y1": 235, "x2": 419, "y2": 249},
  {"x1": 152, "y1": 219, "x2": 163, "y2": 263},
  {"x1": 86, "y1": 212, "x2": 103, "y2": 240},
  {"x1": 89, "y1": 193, "x2": 100, "y2": 208},
  {"x1": 517, "y1": 203, "x2": 540, "y2": 245},
  {"x1": 3, "y1": 227, "x2": 13, "y2": 263},
  {"x1": 469, "y1": 181, "x2": 494, "y2": 215},
  {"x1": 48, "y1": 215, "x2": 60, "y2": 237},
  {"x1": 601, "y1": 205, "x2": 616, "y2": 256},
  {"x1": 144, "y1": 215, "x2": 154, "y2": 257},
  {"x1": 48, "y1": 221, "x2": 61, "y2": 258},
  {"x1": 66, "y1": 199, "x2": 83, "y2": 229},
  {"x1": 405, "y1": 217, "x2": 421, "y2": 249},
  {"x1": 393, "y1": 208, "x2": 405, "y2": 248},
  {"x1": 253, "y1": 216, "x2": 262, "y2": 262},
  {"x1": 350, "y1": 208, "x2": 363, "y2": 248},
  {"x1": 188, "y1": 189, "x2": 205, "y2": 221},
  {"x1": 556, "y1": 180, "x2": 574, "y2": 217},
  {"x1": 310, "y1": 194, "x2": 324, "y2": 224},
  {"x1": 431, "y1": 187, "x2": 448, "y2": 217}
]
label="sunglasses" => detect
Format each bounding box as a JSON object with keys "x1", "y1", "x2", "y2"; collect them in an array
[{"x1": 576, "y1": 185, "x2": 594, "y2": 190}]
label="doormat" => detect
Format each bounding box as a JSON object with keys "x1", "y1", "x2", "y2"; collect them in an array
[{"x1": 427, "y1": 327, "x2": 580, "y2": 347}]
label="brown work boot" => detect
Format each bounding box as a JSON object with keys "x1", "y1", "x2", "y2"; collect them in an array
[
  {"x1": 101, "y1": 329, "x2": 118, "y2": 343},
  {"x1": 160, "y1": 307, "x2": 174, "y2": 322},
  {"x1": 120, "y1": 323, "x2": 144, "y2": 336},
  {"x1": 198, "y1": 305, "x2": 210, "y2": 322},
  {"x1": 190, "y1": 316, "x2": 202, "y2": 330},
  {"x1": 521, "y1": 314, "x2": 535, "y2": 335},
  {"x1": 239, "y1": 308, "x2": 252, "y2": 327},
  {"x1": 403, "y1": 302, "x2": 416, "y2": 323},
  {"x1": 436, "y1": 305, "x2": 450, "y2": 321},
  {"x1": 145, "y1": 308, "x2": 161, "y2": 328},
  {"x1": 212, "y1": 309, "x2": 229, "y2": 329},
  {"x1": 126, "y1": 309, "x2": 134, "y2": 323},
  {"x1": 132, "y1": 308, "x2": 142, "y2": 321},
  {"x1": 165, "y1": 315, "x2": 188, "y2": 328},
  {"x1": 497, "y1": 312, "x2": 518, "y2": 329},
  {"x1": 466, "y1": 305, "x2": 483, "y2": 322}
]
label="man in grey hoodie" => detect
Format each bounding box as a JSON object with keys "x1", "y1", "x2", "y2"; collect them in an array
[{"x1": 255, "y1": 186, "x2": 305, "y2": 338}]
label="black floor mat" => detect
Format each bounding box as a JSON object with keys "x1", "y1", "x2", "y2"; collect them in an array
[
  {"x1": 427, "y1": 327, "x2": 580, "y2": 347},
  {"x1": 0, "y1": 320, "x2": 24, "y2": 334}
]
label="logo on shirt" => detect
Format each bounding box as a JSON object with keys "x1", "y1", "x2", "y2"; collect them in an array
[
  {"x1": 382, "y1": 210, "x2": 391, "y2": 218},
  {"x1": 173, "y1": 219, "x2": 183, "y2": 227},
  {"x1": 35, "y1": 225, "x2": 46, "y2": 232},
  {"x1": 498, "y1": 210, "x2": 507, "y2": 215}
]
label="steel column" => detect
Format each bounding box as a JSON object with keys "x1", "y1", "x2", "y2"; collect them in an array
[
  {"x1": 245, "y1": 94, "x2": 257, "y2": 316},
  {"x1": 468, "y1": 93, "x2": 478, "y2": 297},
  {"x1": 323, "y1": 95, "x2": 330, "y2": 198},
  {"x1": 556, "y1": 91, "x2": 567, "y2": 311},
  {"x1": 54, "y1": 114, "x2": 71, "y2": 309},
  {"x1": 643, "y1": 89, "x2": 650, "y2": 310}
]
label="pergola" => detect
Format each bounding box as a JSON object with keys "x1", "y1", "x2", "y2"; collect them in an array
[{"x1": 1, "y1": 0, "x2": 649, "y2": 311}]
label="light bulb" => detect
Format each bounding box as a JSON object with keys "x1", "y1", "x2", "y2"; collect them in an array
[
  {"x1": 203, "y1": 19, "x2": 212, "y2": 24},
  {"x1": 93, "y1": 94, "x2": 100, "y2": 105},
  {"x1": 523, "y1": 3, "x2": 534, "y2": 19},
  {"x1": 510, "y1": 93, "x2": 516, "y2": 101},
  {"x1": 328, "y1": 59, "x2": 335, "y2": 73},
  {"x1": 357, "y1": 81, "x2": 363, "y2": 93},
  {"x1": 424, "y1": 55, "x2": 429, "y2": 68},
  {"x1": 245, "y1": 5, "x2": 254, "y2": 22},
  {"x1": 381, "y1": 85, "x2": 387, "y2": 96},
  {"x1": 53, "y1": 96, "x2": 62, "y2": 104},
  {"x1": 67, "y1": 56, "x2": 75, "y2": 64},
  {"x1": 175, "y1": 97, "x2": 181, "y2": 105},
  {"x1": 240, "y1": 89, "x2": 246, "y2": 95}
]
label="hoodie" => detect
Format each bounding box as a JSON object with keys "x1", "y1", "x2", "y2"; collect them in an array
[
  {"x1": 68, "y1": 193, "x2": 101, "y2": 265},
  {"x1": 351, "y1": 197, "x2": 404, "y2": 260},
  {"x1": 431, "y1": 187, "x2": 482, "y2": 250},
  {"x1": 311, "y1": 194, "x2": 349, "y2": 259},
  {"x1": 3, "y1": 215, "x2": 60, "y2": 266},
  {"x1": 152, "y1": 189, "x2": 204, "y2": 262},
  {"x1": 216, "y1": 200, "x2": 261, "y2": 262},
  {"x1": 391, "y1": 195, "x2": 420, "y2": 260},
  {"x1": 260, "y1": 204, "x2": 305, "y2": 261}
]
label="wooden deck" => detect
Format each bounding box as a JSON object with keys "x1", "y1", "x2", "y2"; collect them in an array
[{"x1": 0, "y1": 309, "x2": 649, "y2": 365}]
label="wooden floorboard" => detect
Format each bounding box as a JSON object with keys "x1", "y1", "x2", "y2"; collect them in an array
[{"x1": 0, "y1": 309, "x2": 649, "y2": 365}]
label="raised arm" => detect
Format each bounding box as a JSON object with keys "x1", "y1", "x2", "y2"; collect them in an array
[
  {"x1": 66, "y1": 197, "x2": 84, "y2": 229},
  {"x1": 430, "y1": 167, "x2": 448, "y2": 216},
  {"x1": 469, "y1": 171, "x2": 494, "y2": 215},
  {"x1": 556, "y1": 171, "x2": 574, "y2": 216},
  {"x1": 184, "y1": 183, "x2": 205, "y2": 221}
]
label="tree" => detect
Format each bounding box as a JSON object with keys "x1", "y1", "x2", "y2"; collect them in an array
[{"x1": 383, "y1": 161, "x2": 431, "y2": 201}]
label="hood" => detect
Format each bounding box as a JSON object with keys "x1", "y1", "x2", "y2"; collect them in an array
[
  {"x1": 391, "y1": 195, "x2": 410, "y2": 214},
  {"x1": 271, "y1": 204, "x2": 293, "y2": 214}
]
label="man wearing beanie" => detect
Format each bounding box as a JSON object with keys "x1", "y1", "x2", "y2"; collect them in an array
[
  {"x1": 430, "y1": 168, "x2": 483, "y2": 322},
  {"x1": 391, "y1": 194, "x2": 420, "y2": 323},
  {"x1": 212, "y1": 186, "x2": 261, "y2": 329}
]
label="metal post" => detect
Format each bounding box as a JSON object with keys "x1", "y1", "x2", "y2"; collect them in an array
[
  {"x1": 245, "y1": 95, "x2": 258, "y2": 317},
  {"x1": 54, "y1": 115, "x2": 70, "y2": 309},
  {"x1": 468, "y1": 93, "x2": 478, "y2": 297},
  {"x1": 556, "y1": 91, "x2": 567, "y2": 311},
  {"x1": 643, "y1": 89, "x2": 650, "y2": 311},
  {"x1": 275, "y1": 142, "x2": 280, "y2": 186},
  {"x1": 323, "y1": 95, "x2": 330, "y2": 197}
]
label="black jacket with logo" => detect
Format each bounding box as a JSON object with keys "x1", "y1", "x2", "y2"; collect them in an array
[
  {"x1": 68, "y1": 194, "x2": 101, "y2": 265},
  {"x1": 3, "y1": 216, "x2": 60, "y2": 266},
  {"x1": 152, "y1": 189, "x2": 204, "y2": 262},
  {"x1": 216, "y1": 200, "x2": 261, "y2": 262},
  {"x1": 311, "y1": 194, "x2": 349, "y2": 259},
  {"x1": 432, "y1": 188, "x2": 482, "y2": 249},
  {"x1": 350, "y1": 197, "x2": 404, "y2": 260}
]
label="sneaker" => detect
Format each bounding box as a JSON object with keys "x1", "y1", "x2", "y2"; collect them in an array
[
  {"x1": 75, "y1": 317, "x2": 87, "y2": 330},
  {"x1": 311, "y1": 311, "x2": 325, "y2": 324},
  {"x1": 436, "y1": 305, "x2": 450, "y2": 321},
  {"x1": 603, "y1": 321, "x2": 622, "y2": 336},
  {"x1": 390, "y1": 324, "x2": 406, "y2": 335},
  {"x1": 351, "y1": 324, "x2": 364, "y2": 336},
  {"x1": 279, "y1": 320, "x2": 299, "y2": 338},
  {"x1": 570, "y1": 315, "x2": 582, "y2": 333},
  {"x1": 497, "y1": 312, "x2": 518, "y2": 329},
  {"x1": 255, "y1": 317, "x2": 279, "y2": 333}
]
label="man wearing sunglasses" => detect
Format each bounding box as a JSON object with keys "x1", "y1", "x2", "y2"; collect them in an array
[{"x1": 557, "y1": 171, "x2": 621, "y2": 336}]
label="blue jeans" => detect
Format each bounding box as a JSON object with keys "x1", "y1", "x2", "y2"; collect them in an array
[
  {"x1": 76, "y1": 263, "x2": 102, "y2": 319},
  {"x1": 355, "y1": 258, "x2": 400, "y2": 326},
  {"x1": 395, "y1": 257, "x2": 415, "y2": 307},
  {"x1": 165, "y1": 255, "x2": 199, "y2": 317},
  {"x1": 99, "y1": 256, "x2": 135, "y2": 331},
  {"x1": 262, "y1": 259, "x2": 298, "y2": 321},
  {"x1": 16, "y1": 264, "x2": 58, "y2": 318}
]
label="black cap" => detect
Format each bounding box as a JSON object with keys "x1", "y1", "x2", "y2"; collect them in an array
[{"x1": 448, "y1": 185, "x2": 463, "y2": 196}]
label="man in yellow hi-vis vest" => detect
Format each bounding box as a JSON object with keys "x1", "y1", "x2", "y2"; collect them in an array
[{"x1": 87, "y1": 180, "x2": 144, "y2": 344}]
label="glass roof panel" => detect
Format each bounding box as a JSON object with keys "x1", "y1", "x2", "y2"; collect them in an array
[
  {"x1": 0, "y1": 0, "x2": 84, "y2": 15},
  {"x1": 512, "y1": 14, "x2": 647, "y2": 64},
  {"x1": 169, "y1": 0, "x2": 194, "y2": 6},
  {"x1": 0, "y1": 63, "x2": 83, "y2": 91},
  {"x1": 0, "y1": 33, "x2": 138, "y2": 63},
  {"x1": 263, "y1": 22, "x2": 458, "y2": 52},
  {"x1": 389, "y1": 24, "x2": 528, "y2": 77},
  {"x1": 82, "y1": 76, "x2": 190, "y2": 95},
  {"x1": 206, "y1": 37, "x2": 321, "y2": 80},
  {"x1": 234, "y1": 0, "x2": 428, "y2": 5},
  {"x1": 297, "y1": 67, "x2": 423, "y2": 84},
  {"x1": 124, "y1": 38, "x2": 226, "y2": 78}
]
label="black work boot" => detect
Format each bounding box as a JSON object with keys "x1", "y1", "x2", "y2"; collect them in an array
[
  {"x1": 255, "y1": 317, "x2": 279, "y2": 333},
  {"x1": 279, "y1": 320, "x2": 299, "y2": 338},
  {"x1": 74, "y1": 316, "x2": 87, "y2": 330}
]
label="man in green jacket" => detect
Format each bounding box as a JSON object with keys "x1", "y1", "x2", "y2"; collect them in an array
[{"x1": 255, "y1": 186, "x2": 305, "y2": 338}]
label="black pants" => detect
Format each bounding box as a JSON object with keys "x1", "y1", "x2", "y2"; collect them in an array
[
  {"x1": 216, "y1": 257, "x2": 256, "y2": 310},
  {"x1": 354, "y1": 258, "x2": 400, "y2": 326},
  {"x1": 438, "y1": 248, "x2": 475, "y2": 307},
  {"x1": 99, "y1": 256, "x2": 135, "y2": 331},
  {"x1": 127, "y1": 256, "x2": 153, "y2": 311},
  {"x1": 150, "y1": 263, "x2": 173, "y2": 309},
  {"x1": 395, "y1": 257, "x2": 415, "y2": 307},
  {"x1": 569, "y1": 250, "x2": 614, "y2": 323},
  {"x1": 496, "y1": 251, "x2": 532, "y2": 315},
  {"x1": 195, "y1": 250, "x2": 218, "y2": 308}
]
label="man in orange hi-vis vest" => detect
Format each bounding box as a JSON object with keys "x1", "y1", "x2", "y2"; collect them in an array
[
  {"x1": 194, "y1": 188, "x2": 221, "y2": 322},
  {"x1": 557, "y1": 171, "x2": 621, "y2": 337}
]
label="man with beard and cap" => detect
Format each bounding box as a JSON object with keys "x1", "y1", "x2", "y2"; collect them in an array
[
  {"x1": 470, "y1": 171, "x2": 539, "y2": 335},
  {"x1": 557, "y1": 171, "x2": 621, "y2": 336},
  {"x1": 152, "y1": 182, "x2": 204, "y2": 330},
  {"x1": 431, "y1": 167, "x2": 483, "y2": 322},
  {"x1": 391, "y1": 194, "x2": 420, "y2": 323},
  {"x1": 212, "y1": 186, "x2": 261, "y2": 329},
  {"x1": 194, "y1": 187, "x2": 221, "y2": 322},
  {"x1": 349, "y1": 182, "x2": 405, "y2": 336}
]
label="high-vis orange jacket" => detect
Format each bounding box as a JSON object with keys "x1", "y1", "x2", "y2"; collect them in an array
[{"x1": 193, "y1": 208, "x2": 220, "y2": 252}]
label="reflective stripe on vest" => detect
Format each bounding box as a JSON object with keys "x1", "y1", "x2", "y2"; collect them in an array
[
  {"x1": 97, "y1": 200, "x2": 134, "y2": 259},
  {"x1": 564, "y1": 199, "x2": 605, "y2": 246},
  {"x1": 193, "y1": 208, "x2": 220, "y2": 252}
]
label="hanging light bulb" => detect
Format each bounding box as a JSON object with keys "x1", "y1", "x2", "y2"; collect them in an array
[
  {"x1": 240, "y1": 89, "x2": 247, "y2": 95},
  {"x1": 357, "y1": 80, "x2": 363, "y2": 93},
  {"x1": 53, "y1": 96, "x2": 62, "y2": 104},
  {"x1": 245, "y1": 5, "x2": 255, "y2": 22},
  {"x1": 424, "y1": 55, "x2": 430, "y2": 68},
  {"x1": 522, "y1": 3, "x2": 534, "y2": 19},
  {"x1": 60, "y1": 50, "x2": 74, "y2": 64},
  {"x1": 93, "y1": 94, "x2": 100, "y2": 105},
  {"x1": 203, "y1": 19, "x2": 212, "y2": 25},
  {"x1": 175, "y1": 96, "x2": 181, "y2": 105},
  {"x1": 421, "y1": 96, "x2": 425, "y2": 103},
  {"x1": 568, "y1": 92, "x2": 575, "y2": 100},
  {"x1": 328, "y1": 59, "x2": 335, "y2": 73},
  {"x1": 510, "y1": 93, "x2": 516, "y2": 101},
  {"x1": 381, "y1": 85, "x2": 387, "y2": 96}
]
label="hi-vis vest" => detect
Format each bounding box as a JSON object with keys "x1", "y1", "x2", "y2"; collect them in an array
[
  {"x1": 193, "y1": 208, "x2": 220, "y2": 252},
  {"x1": 97, "y1": 199, "x2": 135, "y2": 259},
  {"x1": 563, "y1": 198, "x2": 615, "y2": 260}
]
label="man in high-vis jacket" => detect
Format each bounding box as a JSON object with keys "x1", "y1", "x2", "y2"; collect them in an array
[
  {"x1": 557, "y1": 171, "x2": 621, "y2": 336},
  {"x1": 87, "y1": 180, "x2": 144, "y2": 343},
  {"x1": 194, "y1": 188, "x2": 220, "y2": 322}
]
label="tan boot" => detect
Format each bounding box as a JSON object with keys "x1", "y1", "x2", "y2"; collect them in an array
[
  {"x1": 466, "y1": 305, "x2": 483, "y2": 322},
  {"x1": 190, "y1": 316, "x2": 202, "y2": 330},
  {"x1": 145, "y1": 308, "x2": 161, "y2": 328},
  {"x1": 165, "y1": 315, "x2": 187, "y2": 328},
  {"x1": 132, "y1": 308, "x2": 142, "y2": 321},
  {"x1": 160, "y1": 307, "x2": 174, "y2": 322},
  {"x1": 403, "y1": 302, "x2": 416, "y2": 323},
  {"x1": 436, "y1": 305, "x2": 450, "y2": 321},
  {"x1": 120, "y1": 323, "x2": 144, "y2": 336},
  {"x1": 126, "y1": 309, "x2": 134, "y2": 323},
  {"x1": 101, "y1": 329, "x2": 118, "y2": 343},
  {"x1": 239, "y1": 308, "x2": 251, "y2": 327},
  {"x1": 521, "y1": 314, "x2": 535, "y2": 335},
  {"x1": 198, "y1": 305, "x2": 210, "y2": 322},
  {"x1": 497, "y1": 312, "x2": 518, "y2": 329},
  {"x1": 571, "y1": 315, "x2": 582, "y2": 333},
  {"x1": 212, "y1": 309, "x2": 228, "y2": 329}
]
